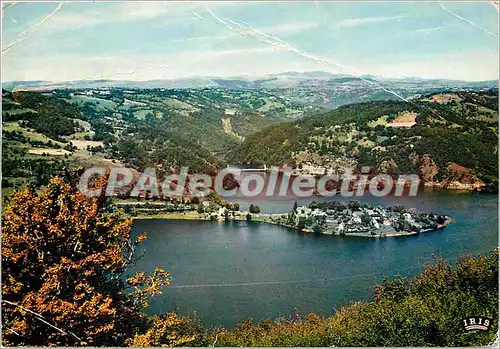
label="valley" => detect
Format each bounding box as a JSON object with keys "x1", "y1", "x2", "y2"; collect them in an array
[
  {"x1": 228, "y1": 90, "x2": 499, "y2": 192},
  {"x1": 2, "y1": 1, "x2": 499, "y2": 346},
  {"x1": 2, "y1": 73, "x2": 498, "y2": 194}
]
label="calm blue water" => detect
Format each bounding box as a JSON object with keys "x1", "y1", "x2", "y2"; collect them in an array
[{"x1": 130, "y1": 190, "x2": 498, "y2": 329}]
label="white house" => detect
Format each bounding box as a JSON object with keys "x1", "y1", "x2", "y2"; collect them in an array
[
  {"x1": 312, "y1": 209, "x2": 327, "y2": 217},
  {"x1": 403, "y1": 213, "x2": 415, "y2": 224},
  {"x1": 296, "y1": 206, "x2": 312, "y2": 216}
]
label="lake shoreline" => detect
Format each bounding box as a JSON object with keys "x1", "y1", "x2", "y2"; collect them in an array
[
  {"x1": 251, "y1": 215, "x2": 452, "y2": 238},
  {"x1": 130, "y1": 212, "x2": 452, "y2": 238},
  {"x1": 129, "y1": 192, "x2": 497, "y2": 329}
]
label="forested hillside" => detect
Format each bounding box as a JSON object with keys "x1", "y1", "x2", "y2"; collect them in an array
[
  {"x1": 2, "y1": 88, "x2": 498, "y2": 191},
  {"x1": 1, "y1": 87, "x2": 304, "y2": 188},
  {"x1": 228, "y1": 90, "x2": 498, "y2": 190}
]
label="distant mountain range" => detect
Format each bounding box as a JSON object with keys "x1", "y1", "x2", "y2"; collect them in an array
[
  {"x1": 4, "y1": 71, "x2": 497, "y2": 91},
  {"x1": 4, "y1": 71, "x2": 497, "y2": 111}
]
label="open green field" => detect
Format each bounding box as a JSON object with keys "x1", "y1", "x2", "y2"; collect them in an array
[
  {"x1": 66, "y1": 95, "x2": 118, "y2": 110},
  {"x1": 3, "y1": 121, "x2": 65, "y2": 145}
]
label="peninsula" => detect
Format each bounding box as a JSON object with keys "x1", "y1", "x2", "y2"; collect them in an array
[
  {"x1": 115, "y1": 197, "x2": 450, "y2": 238},
  {"x1": 262, "y1": 201, "x2": 451, "y2": 238}
]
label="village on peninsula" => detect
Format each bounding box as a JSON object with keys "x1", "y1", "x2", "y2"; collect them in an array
[{"x1": 113, "y1": 196, "x2": 450, "y2": 238}]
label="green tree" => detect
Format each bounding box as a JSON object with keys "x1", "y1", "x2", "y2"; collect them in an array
[
  {"x1": 347, "y1": 200, "x2": 361, "y2": 211},
  {"x1": 249, "y1": 204, "x2": 261, "y2": 214},
  {"x1": 308, "y1": 201, "x2": 319, "y2": 209},
  {"x1": 297, "y1": 216, "x2": 307, "y2": 231}
]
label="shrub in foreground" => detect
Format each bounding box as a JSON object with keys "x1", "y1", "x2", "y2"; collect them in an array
[
  {"x1": 210, "y1": 250, "x2": 498, "y2": 347},
  {"x1": 1, "y1": 178, "x2": 201, "y2": 346}
]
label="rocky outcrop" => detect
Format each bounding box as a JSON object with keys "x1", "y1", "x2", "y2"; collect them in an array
[
  {"x1": 419, "y1": 154, "x2": 439, "y2": 184},
  {"x1": 438, "y1": 162, "x2": 485, "y2": 191},
  {"x1": 417, "y1": 156, "x2": 484, "y2": 191},
  {"x1": 377, "y1": 159, "x2": 399, "y2": 176}
]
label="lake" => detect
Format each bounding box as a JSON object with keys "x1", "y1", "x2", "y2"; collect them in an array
[{"x1": 130, "y1": 190, "x2": 498, "y2": 329}]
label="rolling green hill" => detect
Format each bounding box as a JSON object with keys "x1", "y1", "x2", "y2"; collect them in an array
[
  {"x1": 2, "y1": 87, "x2": 306, "y2": 188},
  {"x1": 2, "y1": 88, "x2": 498, "y2": 191},
  {"x1": 227, "y1": 90, "x2": 498, "y2": 190}
]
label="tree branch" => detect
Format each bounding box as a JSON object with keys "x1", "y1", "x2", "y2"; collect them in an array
[{"x1": 2, "y1": 300, "x2": 87, "y2": 344}]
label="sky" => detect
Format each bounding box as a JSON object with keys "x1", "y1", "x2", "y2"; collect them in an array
[{"x1": 1, "y1": 1, "x2": 499, "y2": 82}]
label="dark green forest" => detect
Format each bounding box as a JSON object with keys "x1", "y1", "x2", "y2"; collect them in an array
[
  {"x1": 227, "y1": 90, "x2": 498, "y2": 188},
  {"x1": 2, "y1": 88, "x2": 498, "y2": 191}
]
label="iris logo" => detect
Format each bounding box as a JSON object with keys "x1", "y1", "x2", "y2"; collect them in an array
[{"x1": 462, "y1": 316, "x2": 492, "y2": 332}]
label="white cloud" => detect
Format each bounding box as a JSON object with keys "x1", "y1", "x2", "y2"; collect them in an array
[
  {"x1": 414, "y1": 25, "x2": 448, "y2": 33},
  {"x1": 2, "y1": 46, "x2": 292, "y2": 82},
  {"x1": 356, "y1": 50, "x2": 499, "y2": 81},
  {"x1": 45, "y1": 1, "x2": 252, "y2": 31},
  {"x1": 208, "y1": 47, "x2": 279, "y2": 57},
  {"x1": 259, "y1": 22, "x2": 319, "y2": 35},
  {"x1": 43, "y1": 2, "x2": 172, "y2": 31},
  {"x1": 337, "y1": 15, "x2": 404, "y2": 27},
  {"x1": 169, "y1": 21, "x2": 318, "y2": 43},
  {"x1": 114, "y1": 2, "x2": 170, "y2": 21}
]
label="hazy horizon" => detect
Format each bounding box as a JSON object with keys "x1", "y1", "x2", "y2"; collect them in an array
[
  {"x1": 3, "y1": 69, "x2": 500, "y2": 85},
  {"x1": 2, "y1": 1, "x2": 499, "y2": 83}
]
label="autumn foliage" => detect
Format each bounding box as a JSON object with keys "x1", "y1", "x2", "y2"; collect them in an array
[
  {"x1": 1, "y1": 177, "x2": 199, "y2": 346},
  {"x1": 1, "y1": 177, "x2": 498, "y2": 347}
]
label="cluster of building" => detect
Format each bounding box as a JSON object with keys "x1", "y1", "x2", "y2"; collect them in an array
[
  {"x1": 199, "y1": 206, "x2": 252, "y2": 221},
  {"x1": 73, "y1": 89, "x2": 111, "y2": 96},
  {"x1": 292, "y1": 202, "x2": 447, "y2": 236}
]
